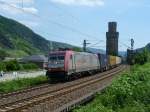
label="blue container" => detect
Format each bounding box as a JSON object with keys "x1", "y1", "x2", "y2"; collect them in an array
[{"x1": 97, "y1": 54, "x2": 109, "y2": 70}]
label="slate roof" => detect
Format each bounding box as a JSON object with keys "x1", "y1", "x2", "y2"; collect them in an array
[{"x1": 20, "y1": 55, "x2": 48, "y2": 63}]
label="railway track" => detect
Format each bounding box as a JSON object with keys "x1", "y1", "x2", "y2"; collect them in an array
[
  {"x1": 0, "y1": 65, "x2": 127, "y2": 112},
  {"x1": 0, "y1": 83, "x2": 51, "y2": 98}
]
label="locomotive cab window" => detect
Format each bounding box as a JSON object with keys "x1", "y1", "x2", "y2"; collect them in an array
[
  {"x1": 58, "y1": 56, "x2": 65, "y2": 60},
  {"x1": 49, "y1": 55, "x2": 64, "y2": 60},
  {"x1": 49, "y1": 56, "x2": 57, "y2": 61},
  {"x1": 49, "y1": 55, "x2": 65, "y2": 64},
  {"x1": 48, "y1": 55, "x2": 65, "y2": 68}
]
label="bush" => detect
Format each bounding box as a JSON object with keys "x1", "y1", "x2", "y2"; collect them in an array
[
  {"x1": 0, "y1": 60, "x2": 39, "y2": 71},
  {"x1": 5, "y1": 60, "x2": 20, "y2": 71},
  {"x1": 74, "y1": 63, "x2": 150, "y2": 112},
  {"x1": 21, "y1": 63, "x2": 38, "y2": 70}
]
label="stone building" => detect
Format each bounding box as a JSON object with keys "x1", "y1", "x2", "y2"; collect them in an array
[
  {"x1": 106, "y1": 22, "x2": 119, "y2": 56},
  {"x1": 19, "y1": 55, "x2": 48, "y2": 69}
]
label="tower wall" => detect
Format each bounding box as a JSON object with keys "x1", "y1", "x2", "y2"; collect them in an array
[{"x1": 106, "y1": 22, "x2": 119, "y2": 56}]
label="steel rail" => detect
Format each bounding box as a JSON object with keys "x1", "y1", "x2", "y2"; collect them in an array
[
  {"x1": 0, "y1": 66, "x2": 122, "y2": 107},
  {"x1": 0, "y1": 65, "x2": 126, "y2": 112}
]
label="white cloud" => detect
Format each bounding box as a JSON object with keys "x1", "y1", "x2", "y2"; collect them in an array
[
  {"x1": 51, "y1": 0, "x2": 104, "y2": 7},
  {"x1": 2, "y1": 0, "x2": 34, "y2": 4},
  {"x1": 23, "y1": 7, "x2": 38, "y2": 14},
  {"x1": 0, "y1": 0, "x2": 38, "y2": 15},
  {"x1": 19, "y1": 20, "x2": 39, "y2": 27},
  {"x1": 0, "y1": 3, "x2": 21, "y2": 14}
]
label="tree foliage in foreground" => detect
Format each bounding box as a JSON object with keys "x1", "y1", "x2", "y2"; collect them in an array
[
  {"x1": 74, "y1": 63, "x2": 150, "y2": 112},
  {"x1": 134, "y1": 48, "x2": 149, "y2": 65}
]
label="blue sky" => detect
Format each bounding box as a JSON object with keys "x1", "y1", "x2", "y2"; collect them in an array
[{"x1": 0, "y1": 0, "x2": 150, "y2": 51}]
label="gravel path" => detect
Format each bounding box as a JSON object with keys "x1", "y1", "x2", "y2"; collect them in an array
[{"x1": 0, "y1": 70, "x2": 46, "y2": 82}]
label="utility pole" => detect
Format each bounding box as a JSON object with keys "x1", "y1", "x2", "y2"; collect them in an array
[
  {"x1": 49, "y1": 41, "x2": 53, "y2": 52},
  {"x1": 131, "y1": 38, "x2": 134, "y2": 50},
  {"x1": 127, "y1": 38, "x2": 135, "y2": 65},
  {"x1": 50, "y1": 41, "x2": 53, "y2": 51},
  {"x1": 83, "y1": 40, "x2": 90, "y2": 52}
]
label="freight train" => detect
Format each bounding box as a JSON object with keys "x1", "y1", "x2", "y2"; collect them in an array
[{"x1": 45, "y1": 50, "x2": 122, "y2": 81}]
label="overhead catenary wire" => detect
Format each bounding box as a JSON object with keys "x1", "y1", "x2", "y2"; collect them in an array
[
  {"x1": 49, "y1": 1, "x2": 104, "y2": 41},
  {"x1": 90, "y1": 45, "x2": 106, "y2": 48},
  {"x1": 0, "y1": 1, "x2": 38, "y2": 16},
  {"x1": 120, "y1": 41, "x2": 130, "y2": 49},
  {"x1": 0, "y1": 0, "x2": 101, "y2": 42},
  {"x1": 88, "y1": 40, "x2": 105, "y2": 47},
  {"x1": 49, "y1": 2, "x2": 80, "y2": 23},
  {"x1": 0, "y1": 1, "x2": 133, "y2": 52}
]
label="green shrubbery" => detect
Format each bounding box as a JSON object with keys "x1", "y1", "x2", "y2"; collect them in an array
[
  {"x1": 5, "y1": 60, "x2": 20, "y2": 71},
  {"x1": 0, "y1": 60, "x2": 38, "y2": 71},
  {"x1": 134, "y1": 49, "x2": 149, "y2": 65},
  {"x1": 74, "y1": 63, "x2": 150, "y2": 112},
  {"x1": 21, "y1": 63, "x2": 38, "y2": 70}
]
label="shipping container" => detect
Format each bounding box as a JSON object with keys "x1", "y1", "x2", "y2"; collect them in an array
[
  {"x1": 71, "y1": 52, "x2": 100, "y2": 74},
  {"x1": 109, "y1": 55, "x2": 116, "y2": 67},
  {"x1": 97, "y1": 54, "x2": 109, "y2": 71},
  {"x1": 116, "y1": 57, "x2": 121, "y2": 65}
]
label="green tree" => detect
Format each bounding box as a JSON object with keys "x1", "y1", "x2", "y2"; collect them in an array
[
  {"x1": 5, "y1": 60, "x2": 20, "y2": 71},
  {"x1": 134, "y1": 48, "x2": 149, "y2": 65},
  {"x1": 0, "y1": 49, "x2": 8, "y2": 60}
]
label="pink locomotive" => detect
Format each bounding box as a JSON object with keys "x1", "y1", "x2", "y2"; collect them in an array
[{"x1": 46, "y1": 50, "x2": 100, "y2": 81}]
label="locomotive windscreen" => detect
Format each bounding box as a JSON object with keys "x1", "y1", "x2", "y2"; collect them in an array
[{"x1": 48, "y1": 55, "x2": 65, "y2": 68}]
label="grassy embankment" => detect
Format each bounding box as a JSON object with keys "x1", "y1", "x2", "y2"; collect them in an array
[
  {"x1": 0, "y1": 76, "x2": 47, "y2": 93},
  {"x1": 74, "y1": 63, "x2": 150, "y2": 112}
]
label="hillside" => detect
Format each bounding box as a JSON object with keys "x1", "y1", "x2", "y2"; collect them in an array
[
  {"x1": 136, "y1": 43, "x2": 150, "y2": 53},
  {"x1": 0, "y1": 15, "x2": 74, "y2": 57}
]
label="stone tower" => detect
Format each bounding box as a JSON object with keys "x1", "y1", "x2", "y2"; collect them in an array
[{"x1": 106, "y1": 22, "x2": 119, "y2": 56}]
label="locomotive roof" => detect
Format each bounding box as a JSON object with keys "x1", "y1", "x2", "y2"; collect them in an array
[
  {"x1": 48, "y1": 50, "x2": 101, "y2": 56},
  {"x1": 49, "y1": 50, "x2": 70, "y2": 54}
]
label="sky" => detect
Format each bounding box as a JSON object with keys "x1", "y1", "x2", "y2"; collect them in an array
[{"x1": 0, "y1": 0, "x2": 150, "y2": 51}]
